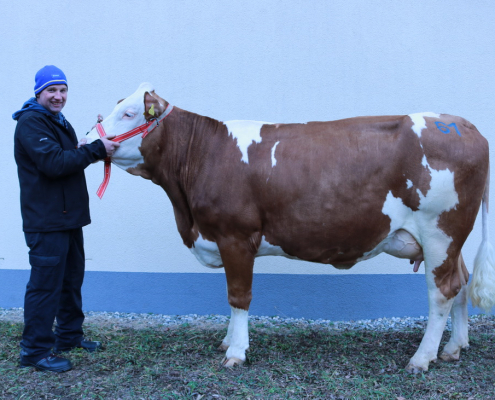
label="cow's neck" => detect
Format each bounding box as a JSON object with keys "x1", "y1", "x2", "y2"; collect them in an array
[
  {"x1": 136, "y1": 107, "x2": 224, "y2": 246},
  {"x1": 142, "y1": 107, "x2": 220, "y2": 184}
]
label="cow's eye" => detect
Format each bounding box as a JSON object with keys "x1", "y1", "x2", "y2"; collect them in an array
[{"x1": 124, "y1": 112, "x2": 135, "y2": 118}]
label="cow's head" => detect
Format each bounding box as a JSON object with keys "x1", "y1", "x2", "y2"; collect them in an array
[{"x1": 86, "y1": 82, "x2": 168, "y2": 171}]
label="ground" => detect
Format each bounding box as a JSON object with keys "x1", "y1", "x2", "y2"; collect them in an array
[{"x1": 0, "y1": 311, "x2": 494, "y2": 399}]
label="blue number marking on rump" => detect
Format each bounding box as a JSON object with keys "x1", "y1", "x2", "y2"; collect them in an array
[
  {"x1": 448, "y1": 123, "x2": 461, "y2": 136},
  {"x1": 435, "y1": 121, "x2": 461, "y2": 137},
  {"x1": 435, "y1": 121, "x2": 450, "y2": 133}
]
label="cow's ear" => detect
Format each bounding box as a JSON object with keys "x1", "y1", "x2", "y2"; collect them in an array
[{"x1": 143, "y1": 91, "x2": 167, "y2": 120}]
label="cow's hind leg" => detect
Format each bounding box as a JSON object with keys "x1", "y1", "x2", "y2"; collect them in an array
[
  {"x1": 217, "y1": 238, "x2": 255, "y2": 367},
  {"x1": 439, "y1": 285, "x2": 468, "y2": 361},
  {"x1": 406, "y1": 253, "x2": 458, "y2": 373},
  {"x1": 440, "y1": 253, "x2": 469, "y2": 362}
]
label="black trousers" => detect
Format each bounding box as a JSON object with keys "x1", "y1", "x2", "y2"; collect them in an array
[{"x1": 20, "y1": 228, "x2": 85, "y2": 362}]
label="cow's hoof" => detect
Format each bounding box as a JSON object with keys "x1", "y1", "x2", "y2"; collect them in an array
[
  {"x1": 439, "y1": 350, "x2": 460, "y2": 362},
  {"x1": 440, "y1": 342, "x2": 468, "y2": 362},
  {"x1": 217, "y1": 343, "x2": 229, "y2": 352},
  {"x1": 405, "y1": 362, "x2": 428, "y2": 374},
  {"x1": 222, "y1": 357, "x2": 244, "y2": 367}
]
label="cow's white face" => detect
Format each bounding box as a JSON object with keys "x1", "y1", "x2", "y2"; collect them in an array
[{"x1": 86, "y1": 82, "x2": 155, "y2": 170}]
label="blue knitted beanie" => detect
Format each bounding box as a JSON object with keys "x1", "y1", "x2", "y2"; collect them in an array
[{"x1": 34, "y1": 65, "x2": 68, "y2": 94}]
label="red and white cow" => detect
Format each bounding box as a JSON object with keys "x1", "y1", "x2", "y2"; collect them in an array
[{"x1": 86, "y1": 83, "x2": 495, "y2": 373}]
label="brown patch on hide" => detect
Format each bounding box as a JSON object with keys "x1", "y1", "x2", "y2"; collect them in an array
[
  {"x1": 433, "y1": 250, "x2": 471, "y2": 300},
  {"x1": 245, "y1": 115, "x2": 431, "y2": 265},
  {"x1": 458, "y1": 253, "x2": 469, "y2": 286},
  {"x1": 388, "y1": 117, "x2": 432, "y2": 211}
]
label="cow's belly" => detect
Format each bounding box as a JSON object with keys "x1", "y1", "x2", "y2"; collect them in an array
[{"x1": 189, "y1": 228, "x2": 423, "y2": 271}]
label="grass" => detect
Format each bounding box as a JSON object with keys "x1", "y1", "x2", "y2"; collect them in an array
[{"x1": 0, "y1": 316, "x2": 494, "y2": 399}]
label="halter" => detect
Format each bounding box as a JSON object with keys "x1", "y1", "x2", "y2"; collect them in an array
[{"x1": 95, "y1": 103, "x2": 174, "y2": 198}]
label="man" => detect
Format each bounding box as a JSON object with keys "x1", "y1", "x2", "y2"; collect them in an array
[{"x1": 12, "y1": 65, "x2": 119, "y2": 372}]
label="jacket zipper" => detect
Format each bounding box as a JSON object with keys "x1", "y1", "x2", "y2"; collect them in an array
[{"x1": 62, "y1": 184, "x2": 67, "y2": 214}]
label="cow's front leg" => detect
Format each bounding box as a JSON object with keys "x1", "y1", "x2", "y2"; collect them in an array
[
  {"x1": 218, "y1": 307, "x2": 234, "y2": 351},
  {"x1": 217, "y1": 238, "x2": 255, "y2": 367},
  {"x1": 222, "y1": 306, "x2": 249, "y2": 366},
  {"x1": 406, "y1": 260, "x2": 456, "y2": 373}
]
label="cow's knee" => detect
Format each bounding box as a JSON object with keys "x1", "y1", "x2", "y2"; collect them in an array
[{"x1": 227, "y1": 292, "x2": 252, "y2": 310}]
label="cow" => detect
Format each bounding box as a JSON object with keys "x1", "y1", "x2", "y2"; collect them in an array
[{"x1": 85, "y1": 83, "x2": 495, "y2": 373}]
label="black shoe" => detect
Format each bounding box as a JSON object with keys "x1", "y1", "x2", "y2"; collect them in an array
[
  {"x1": 20, "y1": 354, "x2": 72, "y2": 372},
  {"x1": 79, "y1": 340, "x2": 103, "y2": 353},
  {"x1": 54, "y1": 340, "x2": 103, "y2": 353}
]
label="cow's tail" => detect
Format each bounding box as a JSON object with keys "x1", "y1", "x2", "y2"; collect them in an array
[{"x1": 468, "y1": 166, "x2": 495, "y2": 312}]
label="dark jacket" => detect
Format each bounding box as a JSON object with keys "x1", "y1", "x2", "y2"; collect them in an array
[{"x1": 14, "y1": 110, "x2": 107, "y2": 232}]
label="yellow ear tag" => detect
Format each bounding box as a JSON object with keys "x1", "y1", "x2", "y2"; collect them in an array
[{"x1": 148, "y1": 104, "x2": 155, "y2": 116}]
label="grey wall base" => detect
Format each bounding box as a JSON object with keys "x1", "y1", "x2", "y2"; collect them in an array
[{"x1": 0, "y1": 270, "x2": 481, "y2": 320}]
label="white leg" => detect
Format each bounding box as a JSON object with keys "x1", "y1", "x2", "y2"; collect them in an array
[
  {"x1": 440, "y1": 285, "x2": 469, "y2": 361},
  {"x1": 406, "y1": 268, "x2": 454, "y2": 373},
  {"x1": 219, "y1": 308, "x2": 235, "y2": 351},
  {"x1": 223, "y1": 306, "x2": 249, "y2": 367}
]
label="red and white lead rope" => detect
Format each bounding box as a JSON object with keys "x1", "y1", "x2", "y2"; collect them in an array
[{"x1": 95, "y1": 104, "x2": 174, "y2": 198}]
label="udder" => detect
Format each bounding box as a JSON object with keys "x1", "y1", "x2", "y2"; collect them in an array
[{"x1": 383, "y1": 230, "x2": 424, "y2": 272}]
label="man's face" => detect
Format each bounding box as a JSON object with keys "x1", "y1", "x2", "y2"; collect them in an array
[{"x1": 37, "y1": 84, "x2": 68, "y2": 114}]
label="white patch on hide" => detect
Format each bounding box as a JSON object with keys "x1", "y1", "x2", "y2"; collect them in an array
[
  {"x1": 256, "y1": 236, "x2": 300, "y2": 260},
  {"x1": 113, "y1": 137, "x2": 145, "y2": 170},
  {"x1": 409, "y1": 112, "x2": 440, "y2": 138},
  {"x1": 408, "y1": 113, "x2": 441, "y2": 167},
  {"x1": 358, "y1": 161, "x2": 458, "y2": 271},
  {"x1": 406, "y1": 179, "x2": 413, "y2": 189},
  {"x1": 271, "y1": 141, "x2": 280, "y2": 167},
  {"x1": 225, "y1": 307, "x2": 249, "y2": 361},
  {"x1": 224, "y1": 120, "x2": 272, "y2": 164},
  {"x1": 190, "y1": 235, "x2": 223, "y2": 268}
]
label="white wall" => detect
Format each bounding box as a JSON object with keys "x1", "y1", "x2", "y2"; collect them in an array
[{"x1": 1, "y1": 1, "x2": 494, "y2": 279}]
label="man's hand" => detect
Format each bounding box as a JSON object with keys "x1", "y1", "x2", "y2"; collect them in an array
[
  {"x1": 79, "y1": 115, "x2": 106, "y2": 149},
  {"x1": 85, "y1": 114, "x2": 119, "y2": 157},
  {"x1": 100, "y1": 134, "x2": 120, "y2": 157},
  {"x1": 77, "y1": 138, "x2": 88, "y2": 148}
]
